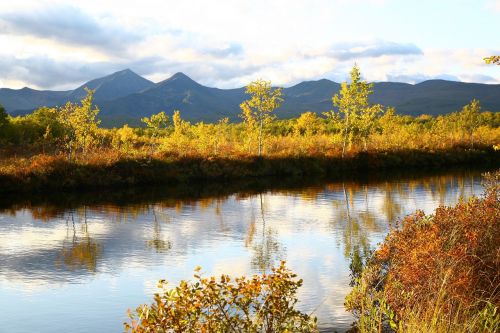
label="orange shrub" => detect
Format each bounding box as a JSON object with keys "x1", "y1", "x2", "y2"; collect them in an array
[
  {"x1": 346, "y1": 172, "x2": 500, "y2": 331},
  {"x1": 124, "y1": 262, "x2": 317, "y2": 333}
]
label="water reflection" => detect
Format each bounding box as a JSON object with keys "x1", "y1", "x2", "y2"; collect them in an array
[
  {"x1": 58, "y1": 209, "x2": 102, "y2": 272},
  {"x1": 0, "y1": 169, "x2": 488, "y2": 332},
  {"x1": 249, "y1": 193, "x2": 286, "y2": 272},
  {"x1": 145, "y1": 205, "x2": 172, "y2": 253}
]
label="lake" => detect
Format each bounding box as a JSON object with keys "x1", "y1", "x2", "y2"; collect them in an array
[{"x1": 0, "y1": 169, "x2": 488, "y2": 332}]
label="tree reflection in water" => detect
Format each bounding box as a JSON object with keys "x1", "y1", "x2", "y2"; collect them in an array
[
  {"x1": 1, "y1": 170, "x2": 483, "y2": 281},
  {"x1": 146, "y1": 204, "x2": 172, "y2": 253},
  {"x1": 248, "y1": 193, "x2": 285, "y2": 272},
  {"x1": 57, "y1": 206, "x2": 102, "y2": 272}
]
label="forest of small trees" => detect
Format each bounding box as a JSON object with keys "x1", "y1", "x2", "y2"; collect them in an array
[{"x1": 0, "y1": 66, "x2": 498, "y2": 162}]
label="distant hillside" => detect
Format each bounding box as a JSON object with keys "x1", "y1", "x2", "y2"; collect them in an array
[
  {"x1": 68, "y1": 69, "x2": 155, "y2": 102},
  {"x1": 98, "y1": 73, "x2": 246, "y2": 125},
  {"x1": 2, "y1": 69, "x2": 499, "y2": 127},
  {"x1": 371, "y1": 80, "x2": 500, "y2": 116},
  {"x1": 1, "y1": 69, "x2": 154, "y2": 116},
  {"x1": 0, "y1": 88, "x2": 70, "y2": 113}
]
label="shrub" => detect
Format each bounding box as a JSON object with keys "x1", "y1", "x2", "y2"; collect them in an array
[
  {"x1": 346, "y1": 171, "x2": 500, "y2": 332},
  {"x1": 124, "y1": 262, "x2": 318, "y2": 333}
]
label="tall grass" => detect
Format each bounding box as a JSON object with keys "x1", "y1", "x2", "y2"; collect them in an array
[
  {"x1": 345, "y1": 171, "x2": 500, "y2": 333},
  {"x1": 0, "y1": 145, "x2": 498, "y2": 193}
]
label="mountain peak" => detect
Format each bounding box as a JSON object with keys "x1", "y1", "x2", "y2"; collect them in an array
[
  {"x1": 172, "y1": 72, "x2": 188, "y2": 77},
  {"x1": 109, "y1": 68, "x2": 137, "y2": 77},
  {"x1": 170, "y1": 72, "x2": 193, "y2": 81},
  {"x1": 69, "y1": 68, "x2": 155, "y2": 102},
  {"x1": 157, "y1": 72, "x2": 200, "y2": 88}
]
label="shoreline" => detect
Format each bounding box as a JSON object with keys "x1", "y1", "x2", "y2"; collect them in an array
[
  {"x1": 0, "y1": 165, "x2": 492, "y2": 210},
  {"x1": 1, "y1": 145, "x2": 498, "y2": 194}
]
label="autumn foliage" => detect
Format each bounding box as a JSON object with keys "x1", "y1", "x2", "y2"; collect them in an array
[
  {"x1": 0, "y1": 66, "x2": 499, "y2": 193},
  {"x1": 346, "y1": 171, "x2": 500, "y2": 332},
  {"x1": 124, "y1": 262, "x2": 317, "y2": 333}
]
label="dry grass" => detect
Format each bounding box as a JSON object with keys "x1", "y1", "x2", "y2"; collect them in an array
[{"x1": 346, "y1": 171, "x2": 500, "y2": 333}]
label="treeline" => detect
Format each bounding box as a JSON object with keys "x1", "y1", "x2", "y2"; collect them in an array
[
  {"x1": 0, "y1": 66, "x2": 498, "y2": 159},
  {"x1": 0, "y1": 66, "x2": 498, "y2": 193}
]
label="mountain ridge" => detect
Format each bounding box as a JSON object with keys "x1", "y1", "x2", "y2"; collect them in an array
[{"x1": 2, "y1": 70, "x2": 499, "y2": 127}]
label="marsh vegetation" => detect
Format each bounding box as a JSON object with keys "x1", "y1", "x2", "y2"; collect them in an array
[{"x1": 1, "y1": 67, "x2": 498, "y2": 192}]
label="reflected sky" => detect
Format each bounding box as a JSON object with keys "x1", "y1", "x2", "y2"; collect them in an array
[{"x1": 0, "y1": 171, "x2": 485, "y2": 332}]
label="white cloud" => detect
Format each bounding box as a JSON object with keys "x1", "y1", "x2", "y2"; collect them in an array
[
  {"x1": 0, "y1": 0, "x2": 498, "y2": 89},
  {"x1": 487, "y1": 0, "x2": 500, "y2": 11},
  {"x1": 0, "y1": 4, "x2": 143, "y2": 56}
]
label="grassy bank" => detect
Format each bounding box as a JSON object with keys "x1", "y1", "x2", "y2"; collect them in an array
[
  {"x1": 345, "y1": 171, "x2": 499, "y2": 332},
  {"x1": 0, "y1": 145, "x2": 498, "y2": 193},
  {"x1": 1, "y1": 73, "x2": 498, "y2": 194}
]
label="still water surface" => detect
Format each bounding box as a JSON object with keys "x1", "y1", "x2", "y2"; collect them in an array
[{"x1": 0, "y1": 170, "x2": 487, "y2": 332}]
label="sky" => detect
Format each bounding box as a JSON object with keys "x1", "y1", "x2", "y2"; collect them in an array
[{"x1": 0, "y1": 0, "x2": 498, "y2": 90}]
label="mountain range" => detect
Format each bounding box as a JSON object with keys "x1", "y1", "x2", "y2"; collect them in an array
[{"x1": 1, "y1": 69, "x2": 499, "y2": 127}]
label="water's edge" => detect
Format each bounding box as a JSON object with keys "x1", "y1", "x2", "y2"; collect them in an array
[
  {"x1": 1, "y1": 147, "x2": 498, "y2": 195},
  {"x1": 0, "y1": 167, "x2": 492, "y2": 332}
]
